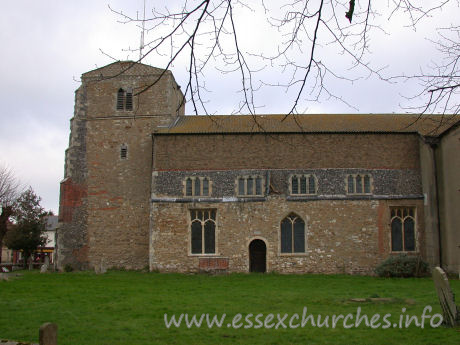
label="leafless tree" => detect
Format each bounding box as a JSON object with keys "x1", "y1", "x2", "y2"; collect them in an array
[
  {"x1": 105, "y1": 0, "x2": 459, "y2": 121},
  {"x1": 393, "y1": 24, "x2": 459, "y2": 123},
  {"x1": 0, "y1": 164, "x2": 21, "y2": 263}
]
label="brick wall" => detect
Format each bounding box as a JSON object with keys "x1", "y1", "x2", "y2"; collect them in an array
[
  {"x1": 153, "y1": 133, "x2": 421, "y2": 171},
  {"x1": 59, "y1": 178, "x2": 86, "y2": 223}
]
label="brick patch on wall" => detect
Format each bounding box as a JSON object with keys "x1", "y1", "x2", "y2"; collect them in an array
[{"x1": 199, "y1": 257, "x2": 229, "y2": 270}]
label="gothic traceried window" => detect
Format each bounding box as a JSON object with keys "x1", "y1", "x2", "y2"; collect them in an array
[
  {"x1": 190, "y1": 209, "x2": 216, "y2": 254},
  {"x1": 281, "y1": 213, "x2": 306, "y2": 254},
  {"x1": 391, "y1": 207, "x2": 416, "y2": 252}
]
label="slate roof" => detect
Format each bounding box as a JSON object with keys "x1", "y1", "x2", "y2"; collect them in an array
[{"x1": 154, "y1": 114, "x2": 459, "y2": 136}]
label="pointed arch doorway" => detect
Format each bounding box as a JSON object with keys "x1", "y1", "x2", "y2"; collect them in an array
[{"x1": 249, "y1": 239, "x2": 266, "y2": 273}]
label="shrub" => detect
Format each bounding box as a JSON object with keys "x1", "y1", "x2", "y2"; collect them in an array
[
  {"x1": 64, "y1": 264, "x2": 74, "y2": 272},
  {"x1": 375, "y1": 255, "x2": 429, "y2": 278}
]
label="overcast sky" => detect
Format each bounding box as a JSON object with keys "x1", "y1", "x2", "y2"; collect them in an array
[{"x1": 0, "y1": 1, "x2": 457, "y2": 213}]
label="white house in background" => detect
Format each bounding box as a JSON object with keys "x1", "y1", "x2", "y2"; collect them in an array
[
  {"x1": 1, "y1": 215, "x2": 58, "y2": 265},
  {"x1": 37, "y1": 215, "x2": 58, "y2": 263}
]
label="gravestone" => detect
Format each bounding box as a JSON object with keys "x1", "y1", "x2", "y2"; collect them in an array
[
  {"x1": 39, "y1": 322, "x2": 57, "y2": 345},
  {"x1": 0, "y1": 273, "x2": 8, "y2": 281},
  {"x1": 94, "y1": 258, "x2": 107, "y2": 274},
  {"x1": 432, "y1": 266, "x2": 460, "y2": 327},
  {"x1": 40, "y1": 257, "x2": 50, "y2": 273}
]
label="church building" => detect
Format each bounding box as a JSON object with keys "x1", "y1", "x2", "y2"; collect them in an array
[{"x1": 57, "y1": 61, "x2": 459, "y2": 275}]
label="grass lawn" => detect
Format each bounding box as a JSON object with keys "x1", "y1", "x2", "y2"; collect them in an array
[{"x1": 1, "y1": 271, "x2": 459, "y2": 344}]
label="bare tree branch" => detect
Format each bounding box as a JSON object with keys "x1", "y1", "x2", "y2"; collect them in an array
[
  {"x1": 0, "y1": 163, "x2": 22, "y2": 264},
  {"x1": 102, "y1": 0, "x2": 458, "y2": 118}
]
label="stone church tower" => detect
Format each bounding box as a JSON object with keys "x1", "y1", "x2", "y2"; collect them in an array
[{"x1": 58, "y1": 61, "x2": 184, "y2": 270}]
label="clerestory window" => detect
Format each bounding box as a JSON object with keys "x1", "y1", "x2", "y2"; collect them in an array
[
  {"x1": 290, "y1": 174, "x2": 317, "y2": 195},
  {"x1": 347, "y1": 174, "x2": 372, "y2": 194},
  {"x1": 237, "y1": 176, "x2": 264, "y2": 196},
  {"x1": 185, "y1": 177, "x2": 211, "y2": 197}
]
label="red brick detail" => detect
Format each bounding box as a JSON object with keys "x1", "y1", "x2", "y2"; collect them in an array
[
  {"x1": 199, "y1": 257, "x2": 229, "y2": 270},
  {"x1": 88, "y1": 190, "x2": 108, "y2": 196},
  {"x1": 72, "y1": 245, "x2": 89, "y2": 263},
  {"x1": 59, "y1": 178, "x2": 87, "y2": 223}
]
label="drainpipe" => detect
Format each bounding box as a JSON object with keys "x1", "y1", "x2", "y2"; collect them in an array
[
  {"x1": 266, "y1": 171, "x2": 270, "y2": 196},
  {"x1": 429, "y1": 139, "x2": 443, "y2": 268}
]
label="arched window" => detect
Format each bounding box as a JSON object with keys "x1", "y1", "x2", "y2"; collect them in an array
[
  {"x1": 190, "y1": 209, "x2": 216, "y2": 254},
  {"x1": 292, "y1": 175, "x2": 299, "y2": 194},
  {"x1": 308, "y1": 175, "x2": 316, "y2": 194},
  {"x1": 185, "y1": 178, "x2": 193, "y2": 196},
  {"x1": 347, "y1": 175, "x2": 354, "y2": 194},
  {"x1": 281, "y1": 214, "x2": 305, "y2": 253},
  {"x1": 203, "y1": 178, "x2": 209, "y2": 196},
  {"x1": 391, "y1": 207, "x2": 416, "y2": 252},
  {"x1": 364, "y1": 175, "x2": 371, "y2": 194},
  {"x1": 356, "y1": 174, "x2": 363, "y2": 193},
  {"x1": 300, "y1": 176, "x2": 307, "y2": 194},
  {"x1": 238, "y1": 177, "x2": 245, "y2": 195},
  {"x1": 247, "y1": 177, "x2": 254, "y2": 194},
  {"x1": 194, "y1": 178, "x2": 201, "y2": 196}
]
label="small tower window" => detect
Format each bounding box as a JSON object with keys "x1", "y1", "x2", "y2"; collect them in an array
[
  {"x1": 116, "y1": 89, "x2": 125, "y2": 110},
  {"x1": 125, "y1": 88, "x2": 133, "y2": 110},
  {"x1": 116, "y1": 88, "x2": 134, "y2": 111},
  {"x1": 120, "y1": 144, "x2": 128, "y2": 159}
]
